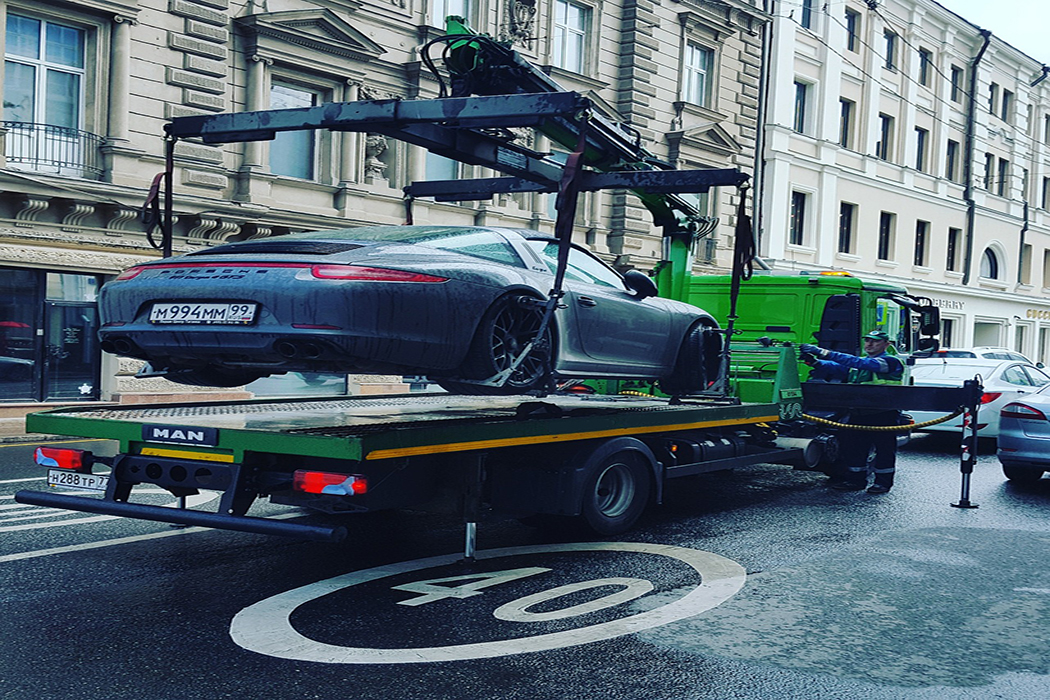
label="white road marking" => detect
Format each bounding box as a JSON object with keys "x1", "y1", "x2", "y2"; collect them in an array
[
  {"x1": 0, "y1": 490, "x2": 221, "y2": 532},
  {"x1": 0, "y1": 476, "x2": 47, "y2": 484},
  {"x1": 492, "y1": 577, "x2": 654, "y2": 623},
  {"x1": 230, "y1": 541, "x2": 746, "y2": 664},
  {"x1": 1014, "y1": 587, "x2": 1050, "y2": 594}
]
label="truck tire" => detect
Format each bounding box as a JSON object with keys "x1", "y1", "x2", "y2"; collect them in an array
[
  {"x1": 1002, "y1": 463, "x2": 1045, "y2": 484},
  {"x1": 577, "y1": 438, "x2": 654, "y2": 536}
]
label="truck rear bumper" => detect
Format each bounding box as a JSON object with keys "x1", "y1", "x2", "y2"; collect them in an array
[{"x1": 14, "y1": 490, "x2": 346, "y2": 543}]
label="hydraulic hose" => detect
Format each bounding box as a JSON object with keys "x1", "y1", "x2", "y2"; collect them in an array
[{"x1": 801, "y1": 408, "x2": 965, "y2": 432}]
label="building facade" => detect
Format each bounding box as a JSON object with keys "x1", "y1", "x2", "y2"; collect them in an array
[
  {"x1": 0, "y1": 0, "x2": 766, "y2": 407},
  {"x1": 761, "y1": 0, "x2": 1050, "y2": 362}
]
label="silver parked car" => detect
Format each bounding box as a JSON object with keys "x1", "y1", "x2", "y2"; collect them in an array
[
  {"x1": 998, "y1": 385, "x2": 1050, "y2": 483},
  {"x1": 908, "y1": 359, "x2": 1050, "y2": 439},
  {"x1": 98, "y1": 225, "x2": 720, "y2": 394}
]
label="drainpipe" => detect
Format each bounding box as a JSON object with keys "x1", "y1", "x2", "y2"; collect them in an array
[
  {"x1": 1032, "y1": 65, "x2": 1050, "y2": 88},
  {"x1": 752, "y1": 0, "x2": 774, "y2": 269},
  {"x1": 962, "y1": 29, "x2": 992, "y2": 285}
]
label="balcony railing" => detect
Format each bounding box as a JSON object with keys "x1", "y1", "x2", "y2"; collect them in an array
[{"x1": 0, "y1": 121, "x2": 104, "y2": 180}]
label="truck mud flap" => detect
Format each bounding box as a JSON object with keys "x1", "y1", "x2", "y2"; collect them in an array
[{"x1": 14, "y1": 490, "x2": 346, "y2": 543}]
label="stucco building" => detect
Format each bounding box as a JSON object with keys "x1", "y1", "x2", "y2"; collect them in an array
[
  {"x1": 761, "y1": 0, "x2": 1050, "y2": 362},
  {"x1": 0, "y1": 0, "x2": 767, "y2": 408}
]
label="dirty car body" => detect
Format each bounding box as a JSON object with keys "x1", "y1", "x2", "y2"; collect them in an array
[{"x1": 98, "y1": 225, "x2": 716, "y2": 392}]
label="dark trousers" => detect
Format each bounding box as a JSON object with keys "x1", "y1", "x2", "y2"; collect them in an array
[{"x1": 838, "y1": 411, "x2": 900, "y2": 488}]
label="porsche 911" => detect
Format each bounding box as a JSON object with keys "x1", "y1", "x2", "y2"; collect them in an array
[{"x1": 98, "y1": 225, "x2": 720, "y2": 394}]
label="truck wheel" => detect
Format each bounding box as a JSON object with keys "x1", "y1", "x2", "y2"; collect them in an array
[
  {"x1": 578, "y1": 439, "x2": 653, "y2": 536},
  {"x1": 1002, "y1": 463, "x2": 1045, "y2": 484}
]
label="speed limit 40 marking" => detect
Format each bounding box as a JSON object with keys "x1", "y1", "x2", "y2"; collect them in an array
[{"x1": 230, "y1": 541, "x2": 745, "y2": 664}]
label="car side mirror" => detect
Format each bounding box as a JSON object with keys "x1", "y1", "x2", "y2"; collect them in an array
[{"x1": 624, "y1": 270, "x2": 658, "y2": 299}]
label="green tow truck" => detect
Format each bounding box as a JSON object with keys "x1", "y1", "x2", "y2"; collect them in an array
[{"x1": 14, "y1": 21, "x2": 969, "y2": 552}]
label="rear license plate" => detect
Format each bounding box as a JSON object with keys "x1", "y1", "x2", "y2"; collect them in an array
[
  {"x1": 149, "y1": 302, "x2": 257, "y2": 325},
  {"x1": 47, "y1": 469, "x2": 109, "y2": 492}
]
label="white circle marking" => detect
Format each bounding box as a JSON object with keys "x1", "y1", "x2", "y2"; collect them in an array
[{"x1": 230, "y1": 541, "x2": 745, "y2": 664}]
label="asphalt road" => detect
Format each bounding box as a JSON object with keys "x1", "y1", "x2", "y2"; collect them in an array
[{"x1": 2, "y1": 433, "x2": 1050, "y2": 700}]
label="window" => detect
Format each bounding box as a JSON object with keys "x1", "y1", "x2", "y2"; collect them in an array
[
  {"x1": 947, "y1": 227, "x2": 961, "y2": 271},
  {"x1": 800, "y1": 0, "x2": 813, "y2": 28},
  {"x1": 997, "y1": 158, "x2": 1009, "y2": 197},
  {"x1": 1043, "y1": 177, "x2": 1050, "y2": 209},
  {"x1": 838, "y1": 202, "x2": 856, "y2": 254},
  {"x1": 430, "y1": 0, "x2": 468, "y2": 28},
  {"x1": 984, "y1": 153, "x2": 995, "y2": 191},
  {"x1": 950, "y1": 66, "x2": 964, "y2": 102},
  {"x1": 3, "y1": 12, "x2": 98, "y2": 177},
  {"x1": 553, "y1": 0, "x2": 589, "y2": 73},
  {"x1": 425, "y1": 152, "x2": 459, "y2": 182},
  {"x1": 790, "y1": 191, "x2": 807, "y2": 246},
  {"x1": 1044, "y1": 250, "x2": 1050, "y2": 287},
  {"x1": 876, "y1": 113, "x2": 894, "y2": 160},
  {"x1": 793, "y1": 81, "x2": 808, "y2": 133},
  {"x1": 878, "y1": 212, "x2": 895, "y2": 260},
  {"x1": 946, "y1": 139, "x2": 960, "y2": 182},
  {"x1": 914, "y1": 220, "x2": 929, "y2": 266},
  {"x1": 683, "y1": 43, "x2": 713, "y2": 107},
  {"x1": 883, "y1": 30, "x2": 897, "y2": 70},
  {"x1": 839, "y1": 98, "x2": 854, "y2": 148},
  {"x1": 918, "y1": 48, "x2": 932, "y2": 87},
  {"x1": 1021, "y1": 243, "x2": 1033, "y2": 285},
  {"x1": 529, "y1": 241, "x2": 622, "y2": 288},
  {"x1": 1045, "y1": 114, "x2": 1050, "y2": 145},
  {"x1": 915, "y1": 127, "x2": 928, "y2": 171},
  {"x1": 989, "y1": 82, "x2": 999, "y2": 115},
  {"x1": 269, "y1": 82, "x2": 317, "y2": 179},
  {"x1": 1001, "y1": 89, "x2": 1013, "y2": 123},
  {"x1": 941, "y1": 318, "x2": 954, "y2": 348},
  {"x1": 844, "y1": 9, "x2": 860, "y2": 52},
  {"x1": 980, "y1": 248, "x2": 1000, "y2": 279}
]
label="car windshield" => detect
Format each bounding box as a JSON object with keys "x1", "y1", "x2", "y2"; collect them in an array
[{"x1": 910, "y1": 363, "x2": 1002, "y2": 382}]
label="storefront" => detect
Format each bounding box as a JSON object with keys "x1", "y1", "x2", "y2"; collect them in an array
[{"x1": 0, "y1": 266, "x2": 101, "y2": 402}]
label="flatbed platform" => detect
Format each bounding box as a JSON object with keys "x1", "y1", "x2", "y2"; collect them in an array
[{"x1": 27, "y1": 393, "x2": 781, "y2": 462}]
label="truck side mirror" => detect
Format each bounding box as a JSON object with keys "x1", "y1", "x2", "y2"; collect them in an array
[
  {"x1": 624, "y1": 270, "x2": 658, "y2": 299},
  {"x1": 917, "y1": 337, "x2": 939, "y2": 352},
  {"x1": 918, "y1": 305, "x2": 940, "y2": 337}
]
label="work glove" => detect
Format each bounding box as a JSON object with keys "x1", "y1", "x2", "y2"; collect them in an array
[
  {"x1": 800, "y1": 352, "x2": 819, "y2": 367},
  {"x1": 799, "y1": 344, "x2": 827, "y2": 358}
]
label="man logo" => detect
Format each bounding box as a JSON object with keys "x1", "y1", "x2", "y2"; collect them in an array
[{"x1": 142, "y1": 424, "x2": 219, "y2": 446}]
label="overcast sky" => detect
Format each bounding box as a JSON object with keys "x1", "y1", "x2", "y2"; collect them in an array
[{"x1": 936, "y1": 0, "x2": 1050, "y2": 64}]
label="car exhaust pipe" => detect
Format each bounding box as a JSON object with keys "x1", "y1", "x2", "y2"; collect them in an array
[
  {"x1": 300, "y1": 342, "x2": 322, "y2": 359},
  {"x1": 274, "y1": 340, "x2": 326, "y2": 359},
  {"x1": 102, "y1": 337, "x2": 140, "y2": 357},
  {"x1": 275, "y1": 340, "x2": 299, "y2": 358},
  {"x1": 776, "y1": 436, "x2": 824, "y2": 470}
]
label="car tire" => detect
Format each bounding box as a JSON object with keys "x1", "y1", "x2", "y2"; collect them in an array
[
  {"x1": 1002, "y1": 463, "x2": 1045, "y2": 484},
  {"x1": 659, "y1": 324, "x2": 721, "y2": 396},
  {"x1": 577, "y1": 439, "x2": 653, "y2": 536},
  {"x1": 448, "y1": 294, "x2": 552, "y2": 395},
  {"x1": 163, "y1": 368, "x2": 267, "y2": 388}
]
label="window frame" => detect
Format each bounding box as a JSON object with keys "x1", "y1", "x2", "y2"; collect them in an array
[
  {"x1": 883, "y1": 30, "x2": 897, "y2": 70},
  {"x1": 838, "y1": 201, "x2": 856, "y2": 254},
  {"x1": 268, "y1": 79, "x2": 324, "y2": 181},
  {"x1": 947, "y1": 227, "x2": 961, "y2": 272},
  {"x1": 914, "y1": 127, "x2": 928, "y2": 172},
  {"x1": 682, "y1": 42, "x2": 714, "y2": 108},
  {"x1": 793, "y1": 80, "x2": 809, "y2": 134},
  {"x1": 790, "y1": 190, "x2": 809, "y2": 247},
  {"x1": 839, "y1": 98, "x2": 854, "y2": 148},
  {"x1": 429, "y1": 0, "x2": 470, "y2": 28},
  {"x1": 844, "y1": 8, "x2": 860, "y2": 53},
  {"x1": 876, "y1": 113, "x2": 894, "y2": 161},
  {"x1": 946, "y1": 139, "x2": 959, "y2": 182},
  {"x1": 980, "y1": 248, "x2": 1001, "y2": 280},
  {"x1": 877, "y1": 211, "x2": 895, "y2": 261},
  {"x1": 918, "y1": 48, "x2": 932, "y2": 87},
  {"x1": 914, "y1": 220, "x2": 929, "y2": 267},
  {"x1": 551, "y1": 0, "x2": 591, "y2": 75}
]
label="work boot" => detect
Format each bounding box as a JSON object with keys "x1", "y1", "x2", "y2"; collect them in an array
[
  {"x1": 867, "y1": 484, "x2": 891, "y2": 494},
  {"x1": 832, "y1": 481, "x2": 866, "y2": 491}
]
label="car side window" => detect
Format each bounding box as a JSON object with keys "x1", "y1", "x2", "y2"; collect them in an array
[
  {"x1": 421, "y1": 231, "x2": 525, "y2": 267},
  {"x1": 1024, "y1": 367, "x2": 1050, "y2": 386},
  {"x1": 1001, "y1": 365, "x2": 1035, "y2": 386},
  {"x1": 531, "y1": 242, "x2": 624, "y2": 288}
]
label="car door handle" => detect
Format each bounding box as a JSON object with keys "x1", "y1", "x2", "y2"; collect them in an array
[{"x1": 577, "y1": 296, "x2": 597, "y2": 307}]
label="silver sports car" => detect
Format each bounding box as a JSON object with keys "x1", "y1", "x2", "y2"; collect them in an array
[{"x1": 98, "y1": 225, "x2": 720, "y2": 394}]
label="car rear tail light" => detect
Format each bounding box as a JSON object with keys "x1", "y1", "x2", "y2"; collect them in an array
[
  {"x1": 35, "y1": 447, "x2": 89, "y2": 470},
  {"x1": 980, "y1": 392, "x2": 1002, "y2": 404},
  {"x1": 293, "y1": 470, "x2": 368, "y2": 495},
  {"x1": 114, "y1": 267, "x2": 145, "y2": 281},
  {"x1": 1001, "y1": 403, "x2": 1047, "y2": 420},
  {"x1": 309, "y1": 265, "x2": 448, "y2": 283}
]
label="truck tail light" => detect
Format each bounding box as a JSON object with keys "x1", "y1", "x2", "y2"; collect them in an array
[
  {"x1": 35, "y1": 447, "x2": 89, "y2": 470},
  {"x1": 1001, "y1": 403, "x2": 1047, "y2": 421},
  {"x1": 293, "y1": 470, "x2": 368, "y2": 495},
  {"x1": 980, "y1": 392, "x2": 1002, "y2": 404},
  {"x1": 309, "y1": 265, "x2": 448, "y2": 283}
]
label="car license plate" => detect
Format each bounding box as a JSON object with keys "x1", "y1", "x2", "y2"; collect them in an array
[
  {"x1": 47, "y1": 469, "x2": 109, "y2": 492},
  {"x1": 149, "y1": 302, "x2": 257, "y2": 325}
]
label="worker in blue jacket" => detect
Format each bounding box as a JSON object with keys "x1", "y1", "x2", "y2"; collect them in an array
[{"x1": 800, "y1": 329, "x2": 905, "y2": 493}]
